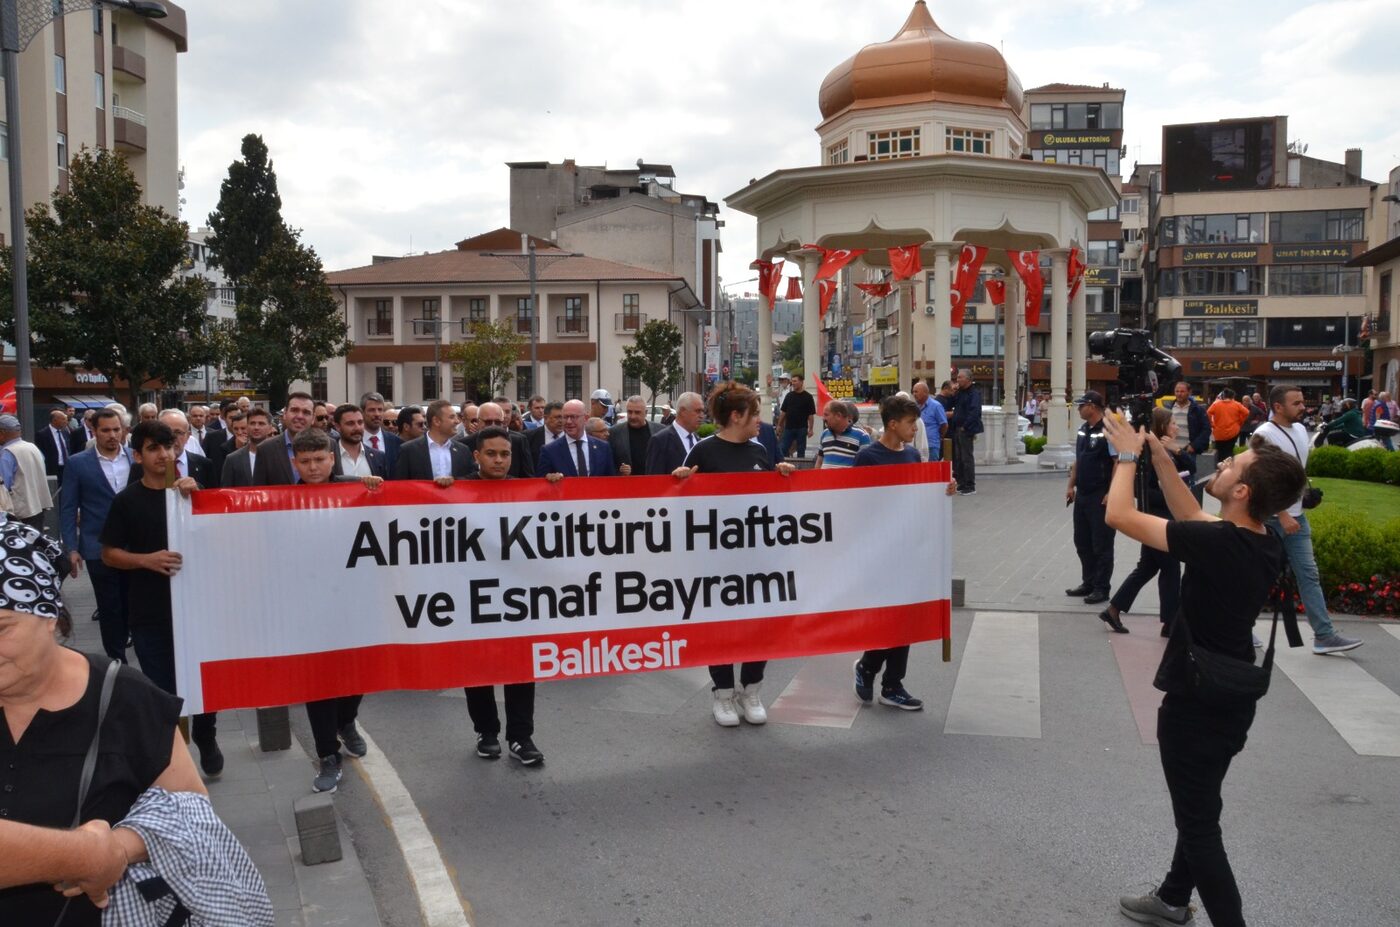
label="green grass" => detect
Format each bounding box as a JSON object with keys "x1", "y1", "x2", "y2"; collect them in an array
[{"x1": 1309, "y1": 478, "x2": 1400, "y2": 526}]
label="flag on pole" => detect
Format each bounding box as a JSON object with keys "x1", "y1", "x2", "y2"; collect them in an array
[
  {"x1": 805, "y1": 245, "x2": 867, "y2": 282},
  {"x1": 1068, "y1": 247, "x2": 1087, "y2": 300},
  {"x1": 753, "y1": 260, "x2": 785, "y2": 310},
  {"x1": 811, "y1": 372, "x2": 832, "y2": 414},
  {"x1": 855, "y1": 281, "x2": 893, "y2": 299},
  {"x1": 818, "y1": 279, "x2": 838, "y2": 319},
  {"x1": 1010, "y1": 250, "x2": 1044, "y2": 326},
  {"x1": 888, "y1": 244, "x2": 923, "y2": 281},
  {"x1": 984, "y1": 278, "x2": 1006, "y2": 306},
  {"x1": 784, "y1": 276, "x2": 803, "y2": 301},
  {"x1": 950, "y1": 244, "x2": 988, "y2": 328}
]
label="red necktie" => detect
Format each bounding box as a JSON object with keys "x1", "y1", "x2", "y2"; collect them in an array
[
  {"x1": 175, "y1": 459, "x2": 183, "y2": 477},
  {"x1": 371, "y1": 435, "x2": 380, "y2": 450}
]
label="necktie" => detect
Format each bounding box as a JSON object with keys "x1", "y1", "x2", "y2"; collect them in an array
[
  {"x1": 56, "y1": 430, "x2": 66, "y2": 465},
  {"x1": 574, "y1": 439, "x2": 588, "y2": 476},
  {"x1": 370, "y1": 435, "x2": 380, "y2": 450},
  {"x1": 686, "y1": 432, "x2": 695, "y2": 451},
  {"x1": 175, "y1": 459, "x2": 183, "y2": 478}
]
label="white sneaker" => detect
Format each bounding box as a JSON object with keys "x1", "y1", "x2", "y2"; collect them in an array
[
  {"x1": 736, "y1": 683, "x2": 767, "y2": 725},
  {"x1": 711, "y1": 688, "x2": 740, "y2": 727}
]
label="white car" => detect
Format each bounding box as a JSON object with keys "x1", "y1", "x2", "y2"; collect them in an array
[
  {"x1": 982, "y1": 405, "x2": 1032, "y2": 442},
  {"x1": 646, "y1": 404, "x2": 674, "y2": 424}
]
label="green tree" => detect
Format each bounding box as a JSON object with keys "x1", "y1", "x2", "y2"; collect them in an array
[
  {"x1": 0, "y1": 150, "x2": 214, "y2": 409},
  {"x1": 446, "y1": 320, "x2": 527, "y2": 400},
  {"x1": 778, "y1": 329, "x2": 803, "y2": 378},
  {"x1": 620, "y1": 319, "x2": 684, "y2": 407},
  {"x1": 225, "y1": 230, "x2": 349, "y2": 411},
  {"x1": 205, "y1": 134, "x2": 284, "y2": 284}
]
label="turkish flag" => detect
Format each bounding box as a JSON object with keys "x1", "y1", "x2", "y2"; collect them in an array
[
  {"x1": 753, "y1": 260, "x2": 785, "y2": 310},
  {"x1": 888, "y1": 244, "x2": 923, "y2": 281},
  {"x1": 950, "y1": 244, "x2": 988, "y2": 328},
  {"x1": 1010, "y1": 250, "x2": 1044, "y2": 326},
  {"x1": 0, "y1": 379, "x2": 14, "y2": 414},
  {"x1": 784, "y1": 276, "x2": 803, "y2": 301},
  {"x1": 984, "y1": 278, "x2": 1006, "y2": 306},
  {"x1": 855, "y1": 282, "x2": 893, "y2": 299},
  {"x1": 811, "y1": 372, "x2": 832, "y2": 414},
  {"x1": 805, "y1": 245, "x2": 867, "y2": 281},
  {"x1": 818, "y1": 278, "x2": 838, "y2": 319},
  {"x1": 1068, "y1": 247, "x2": 1087, "y2": 300}
]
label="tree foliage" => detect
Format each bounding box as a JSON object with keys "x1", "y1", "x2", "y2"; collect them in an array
[
  {"x1": 446, "y1": 320, "x2": 527, "y2": 401},
  {"x1": 620, "y1": 319, "x2": 684, "y2": 407},
  {"x1": 0, "y1": 150, "x2": 214, "y2": 408},
  {"x1": 778, "y1": 329, "x2": 803, "y2": 378},
  {"x1": 205, "y1": 134, "x2": 284, "y2": 285}
]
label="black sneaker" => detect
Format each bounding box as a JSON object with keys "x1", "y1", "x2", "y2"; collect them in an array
[
  {"x1": 312, "y1": 753, "x2": 343, "y2": 793},
  {"x1": 1065, "y1": 584, "x2": 1092, "y2": 597},
  {"x1": 1084, "y1": 590, "x2": 1110, "y2": 605},
  {"x1": 338, "y1": 722, "x2": 367, "y2": 758},
  {"x1": 475, "y1": 733, "x2": 501, "y2": 759},
  {"x1": 194, "y1": 738, "x2": 224, "y2": 778},
  {"x1": 853, "y1": 660, "x2": 874, "y2": 704},
  {"x1": 878, "y1": 687, "x2": 924, "y2": 711},
  {"x1": 508, "y1": 738, "x2": 544, "y2": 766},
  {"x1": 957, "y1": 487, "x2": 977, "y2": 495}
]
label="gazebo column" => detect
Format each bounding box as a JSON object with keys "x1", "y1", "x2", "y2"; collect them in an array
[
  {"x1": 1040, "y1": 249, "x2": 1074, "y2": 469},
  {"x1": 930, "y1": 244, "x2": 957, "y2": 387},
  {"x1": 1004, "y1": 274, "x2": 1020, "y2": 458},
  {"x1": 898, "y1": 280, "x2": 915, "y2": 394},
  {"x1": 797, "y1": 248, "x2": 822, "y2": 393},
  {"x1": 1072, "y1": 275, "x2": 1088, "y2": 401},
  {"x1": 754, "y1": 259, "x2": 774, "y2": 405}
]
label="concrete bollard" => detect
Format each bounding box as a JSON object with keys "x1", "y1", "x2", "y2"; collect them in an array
[
  {"x1": 951, "y1": 577, "x2": 966, "y2": 608},
  {"x1": 293, "y1": 793, "x2": 343, "y2": 865},
  {"x1": 256, "y1": 706, "x2": 292, "y2": 752}
]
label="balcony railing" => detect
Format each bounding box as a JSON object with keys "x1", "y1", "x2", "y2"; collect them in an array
[
  {"x1": 113, "y1": 105, "x2": 147, "y2": 126},
  {"x1": 458, "y1": 316, "x2": 490, "y2": 335},
  {"x1": 556, "y1": 316, "x2": 589, "y2": 335},
  {"x1": 365, "y1": 318, "x2": 392, "y2": 337},
  {"x1": 411, "y1": 318, "x2": 447, "y2": 338},
  {"x1": 615, "y1": 312, "x2": 647, "y2": 332},
  {"x1": 504, "y1": 315, "x2": 534, "y2": 335}
]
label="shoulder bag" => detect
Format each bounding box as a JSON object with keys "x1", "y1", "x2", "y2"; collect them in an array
[
  {"x1": 1261, "y1": 422, "x2": 1322, "y2": 509},
  {"x1": 1179, "y1": 570, "x2": 1302, "y2": 707}
]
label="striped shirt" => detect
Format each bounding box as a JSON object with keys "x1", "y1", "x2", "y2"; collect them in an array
[{"x1": 817, "y1": 425, "x2": 872, "y2": 468}]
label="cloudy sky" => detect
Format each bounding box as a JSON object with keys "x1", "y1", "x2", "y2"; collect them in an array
[{"x1": 177, "y1": 0, "x2": 1400, "y2": 290}]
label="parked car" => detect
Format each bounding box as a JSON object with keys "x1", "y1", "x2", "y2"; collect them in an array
[{"x1": 982, "y1": 405, "x2": 1031, "y2": 441}]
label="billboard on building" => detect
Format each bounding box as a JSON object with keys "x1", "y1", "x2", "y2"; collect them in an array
[{"x1": 1163, "y1": 118, "x2": 1278, "y2": 194}]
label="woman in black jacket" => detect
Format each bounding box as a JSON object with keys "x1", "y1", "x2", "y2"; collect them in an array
[{"x1": 1097, "y1": 407, "x2": 1193, "y2": 636}]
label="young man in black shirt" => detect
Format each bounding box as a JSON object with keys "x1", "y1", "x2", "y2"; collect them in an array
[
  {"x1": 1101, "y1": 414, "x2": 1305, "y2": 927},
  {"x1": 99, "y1": 420, "x2": 223, "y2": 778},
  {"x1": 776, "y1": 374, "x2": 817, "y2": 458}
]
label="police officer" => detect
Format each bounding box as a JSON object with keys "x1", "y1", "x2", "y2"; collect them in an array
[{"x1": 1064, "y1": 391, "x2": 1118, "y2": 605}]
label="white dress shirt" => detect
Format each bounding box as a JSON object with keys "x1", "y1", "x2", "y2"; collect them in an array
[
  {"x1": 365, "y1": 429, "x2": 387, "y2": 452},
  {"x1": 568, "y1": 436, "x2": 592, "y2": 475},
  {"x1": 427, "y1": 435, "x2": 453, "y2": 478},
  {"x1": 671, "y1": 421, "x2": 698, "y2": 455},
  {"x1": 96, "y1": 447, "x2": 131, "y2": 493},
  {"x1": 339, "y1": 442, "x2": 372, "y2": 478}
]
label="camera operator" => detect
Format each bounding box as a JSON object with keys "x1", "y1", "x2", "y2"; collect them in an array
[
  {"x1": 1101, "y1": 412, "x2": 1306, "y2": 927},
  {"x1": 1064, "y1": 391, "x2": 1117, "y2": 606}
]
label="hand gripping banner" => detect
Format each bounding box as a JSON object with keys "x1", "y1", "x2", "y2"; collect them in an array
[{"x1": 168, "y1": 466, "x2": 953, "y2": 714}]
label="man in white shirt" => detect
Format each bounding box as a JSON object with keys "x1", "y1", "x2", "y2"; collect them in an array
[
  {"x1": 158, "y1": 409, "x2": 212, "y2": 486},
  {"x1": 185, "y1": 405, "x2": 210, "y2": 457},
  {"x1": 334, "y1": 404, "x2": 378, "y2": 478},
  {"x1": 426, "y1": 400, "x2": 460, "y2": 478}
]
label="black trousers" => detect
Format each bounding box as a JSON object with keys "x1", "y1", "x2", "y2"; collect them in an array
[
  {"x1": 1072, "y1": 488, "x2": 1115, "y2": 593},
  {"x1": 1213, "y1": 437, "x2": 1238, "y2": 460},
  {"x1": 306, "y1": 695, "x2": 363, "y2": 758},
  {"x1": 1108, "y1": 544, "x2": 1180, "y2": 624},
  {"x1": 1156, "y1": 692, "x2": 1255, "y2": 926},
  {"x1": 130, "y1": 625, "x2": 216, "y2": 744},
  {"x1": 858, "y1": 646, "x2": 909, "y2": 688},
  {"x1": 86, "y1": 559, "x2": 129, "y2": 664},
  {"x1": 953, "y1": 431, "x2": 976, "y2": 490},
  {"x1": 709, "y1": 662, "x2": 766, "y2": 690},
  {"x1": 465, "y1": 683, "x2": 535, "y2": 741}
]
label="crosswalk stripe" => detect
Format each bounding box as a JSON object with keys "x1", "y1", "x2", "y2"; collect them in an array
[
  {"x1": 945, "y1": 611, "x2": 1041, "y2": 739},
  {"x1": 1261, "y1": 620, "x2": 1400, "y2": 757},
  {"x1": 1108, "y1": 615, "x2": 1167, "y2": 745},
  {"x1": 768, "y1": 653, "x2": 863, "y2": 728},
  {"x1": 592, "y1": 667, "x2": 714, "y2": 715},
  {"x1": 1383, "y1": 625, "x2": 1400, "y2": 644}
]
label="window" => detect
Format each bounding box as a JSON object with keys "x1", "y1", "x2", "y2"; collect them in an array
[
  {"x1": 1378, "y1": 272, "x2": 1391, "y2": 336},
  {"x1": 1121, "y1": 258, "x2": 1139, "y2": 272},
  {"x1": 1030, "y1": 104, "x2": 1053, "y2": 130},
  {"x1": 946, "y1": 127, "x2": 992, "y2": 155},
  {"x1": 1030, "y1": 332, "x2": 1049, "y2": 359},
  {"x1": 949, "y1": 323, "x2": 1004, "y2": 357},
  {"x1": 1265, "y1": 316, "x2": 1361, "y2": 347},
  {"x1": 623, "y1": 373, "x2": 641, "y2": 398},
  {"x1": 1031, "y1": 101, "x2": 1122, "y2": 130},
  {"x1": 564, "y1": 365, "x2": 583, "y2": 400},
  {"x1": 94, "y1": 73, "x2": 104, "y2": 109},
  {"x1": 311, "y1": 367, "x2": 328, "y2": 403},
  {"x1": 1160, "y1": 213, "x2": 1264, "y2": 245},
  {"x1": 826, "y1": 139, "x2": 848, "y2": 165},
  {"x1": 56, "y1": 132, "x2": 67, "y2": 168},
  {"x1": 1158, "y1": 266, "x2": 1264, "y2": 297},
  {"x1": 1087, "y1": 240, "x2": 1120, "y2": 267},
  {"x1": 868, "y1": 127, "x2": 920, "y2": 161},
  {"x1": 1088, "y1": 203, "x2": 1120, "y2": 221},
  {"x1": 368, "y1": 299, "x2": 392, "y2": 336},
  {"x1": 54, "y1": 56, "x2": 65, "y2": 94},
  {"x1": 621, "y1": 292, "x2": 641, "y2": 331},
  {"x1": 515, "y1": 296, "x2": 533, "y2": 334},
  {"x1": 422, "y1": 365, "x2": 439, "y2": 400},
  {"x1": 1156, "y1": 319, "x2": 1261, "y2": 349},
  {"x1": 1268, "y1": 209, "x2": 1366, "y2": 243},
  {"x1": 563, "y1": 296, "x2": 584, "y2": 331},
  {"x1": 1030, "y1": 147, "x2": 1119, "y2": 175},
  {"x1": 467, "y1": 297, "x2": 488, "y2": 322},
  {"x1": 420, "y1": 298, "x2": 440, "y2": 320},
  {"x1": 1268, "y1": 264, "x2": 1363, "y2": 297},
  {"x1": 515, "y1": 365, "x2": 533, "y2": 403},
  {"x1": 375, "y1": 366, "x2": 394, "y2": 402},
  {"x1": 1122, "y1": 197, "x2": 1140, "y2": 214}
]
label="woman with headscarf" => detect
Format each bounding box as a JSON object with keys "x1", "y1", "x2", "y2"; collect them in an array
[{"x1": 0, "y1": 520, "x2": 206, "y2": 924}]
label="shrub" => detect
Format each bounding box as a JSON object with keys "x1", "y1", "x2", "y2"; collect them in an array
[
  {"x1": 696, "y1": 423, "x2": 717, "y2": 438},
  {"x1": 1022, "y1": 435, "x2": 1047, "y2": 455},
  {"x1": 1311, "y1": 509, "x2": 1400, "y2": 610},
  {"x1": 1348, "y1": 447, "x2": 1391, "y2": 484},
  {"x1": 1335, "y1": 574, "x2": 1400, "y2": 617},
  {"x1": 1307, "y1": 445, "x2": 1351, "y2": 478},
  {"x1": 1384, "y1": 453, "x2": 1400, "y2": 487}
]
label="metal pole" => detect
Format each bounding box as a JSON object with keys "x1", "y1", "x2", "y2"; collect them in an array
[
  {"x1": 433, "y1": 319, "x2": 440, "y2": 400},
  {"x1": 527, "y1": 240, "x2": 538, "y2": 395},
  {"x1": 3, "y1": 16, "x2": 35, "y2": 441}
]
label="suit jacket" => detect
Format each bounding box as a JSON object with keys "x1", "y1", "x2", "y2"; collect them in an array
[
  {"x1": 457, "y1": 430, "x2": 534, "y2": 479},
  {"x1": 539, "y1": 433, "x2": 616, "y2": 477},
  {"x1": 338, "y1": 442, "x2": 388, "y2": 479},
  {"x1": 177, "y1": 451, "x2": 214, "y2": 490},
  {"x1": 755, "y1": 421, "x2": 784, "y2": 468},
  {"x1": 203, "y1": 434, "x2": 238, "y2": 488},
  {"x1": 608, "y1": 421, "x2": 663, "y2": 474},
  {"x1": 221, "y1": 443, "x2": 259, "y2": 488},
  {"x1": 526, "y1": 426, "x2": 565, "y2": 474},
  {"x1": 252, "y1": 433, "x2": 297, "y2": 486},
  {"x1": 58, "y1": 447, "x2": 137, "y2": 561},
  {"x1": 392, "y1": 435, "x2": 474, "y2": 481},
  {"x1": 364, "y1": 429, "x2": 401, "y2": 474},
  {"x1": 645, "y1": 425, "x2": 698, "y2": 476},
  {"x1": 36, "y1": 425, "x2": 72, "y2": 479}
]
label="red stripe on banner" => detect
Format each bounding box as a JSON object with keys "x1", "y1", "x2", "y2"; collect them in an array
[
  {"x1": 197, "y1": 599, "x2": 951, "y2": 712},
  {"x1": 189, "y1": 462, "x2": 953, "y2": 515}
]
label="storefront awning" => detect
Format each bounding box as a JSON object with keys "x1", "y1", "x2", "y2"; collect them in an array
[{"x1": 52, "y1": 394, "x2": 117, "y2": 410}]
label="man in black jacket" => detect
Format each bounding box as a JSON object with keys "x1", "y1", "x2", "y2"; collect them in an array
[
  {"x1": 158, "y1": 409, "x2": 214, "y2": 489},
  {"x1": 645, "y1": 392, "x2": 704, "y2": 475},
  {"x1": 609, "y1": 396, "x2": 663, "y2": 475},
  {"x1": 395, "y1": 399, "x2": 474, "y2": 481},
  {"x1": 222, "y1": 408, "x2": 273, "y2": 488},
  {"x1": 525, "y1": 401, "x2": 565, "y2": 473},
  {"x1": 456, "y1": 402, "x2": 533, "y2": 478}
]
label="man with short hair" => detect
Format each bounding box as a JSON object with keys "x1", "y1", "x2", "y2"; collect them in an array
[
  {"x1": 0, "y1": 414, "x2": 53, "y2": 531},
  {"x1": 1167, "y1": 381, "x2": 1211, "y2": 458},
  {"x1": 312, "y1": 402, "x2": 333, "y2": 432},
  {"x1": 36, "y1": 409, "x2": 74, "y2": 483},
  {"x1": 645, "y1": 391, "x2": 703, "y2": 475},
  {"x1": 204, "y1": 411, "x2": 242, "y2": 486},
  {"x1": 60, "y1": 408, "x2": 136, "y2": 662},
  {"x1": 540, "y1": 399, "x2": 617, "y2": 477},
  {"x1": 396, "y1": 405, "x2": 426, "y2": 441},
  {"x1": 136, "y1": 403, "x2": 159, "y2": 424},
  {"x1": 186, "y1": 405, "x2": 212, "y2": 456},
  {"x1": 522, "y1": 394, "x2": 546, "y2": 430},
  {"x1": 253, "y1": 392, "x2": 317, "y2": 486},
  {"x1": 334, "y1": 404, "x2": 387, "y2": 478},
  {"x1": 461, "y1": 402, "x2": 481, "y2": 434},
  {"x1": 949, "y1": 368, "x2": 983, "y2": 495},
  {"x1": 1207, "y1": 388, "x2": 1251, "y2": 459},
  {"x1": 1065, "y1": 391, "x2": 1118, "y2": 607},
  {"x1": 816, "y1": 401, "x2": 872, "y2": 468},
  {"x1": 459, "y1": 402, "x2": 535, "y2": 478},
  {"x1": 462, "y1": 425, "x2": 545, "y2": 766},
  {"x1": 1255, "y1": 386, "x2": 1363, "y2": 654},
  {"x1": 394, "y1": 399, "x2": 474, "y2": 482},
  {"x1": 526, "y1": 400, "x2": 565, "y2": 471},
  {"x1": 935, "y1": 380, "x2": 957, "y2": 413},
  {"x1": 222, "y1": 407, "x2": 272, "y2": 488},
  {"x1": 359, "y1": 391, "x2": 402, "y2": 473},
  {"x1": 158, "y1": 409, "x2": 214, "y2": 488},
  {"x1": 912, "y1": 380, "x2": 948, "y2": 461},
  {"x1": 608, "y1": 396, "x2": 662, "y2": 476},
  {"x1": 590, "y1": 389, "x2": 616, "y2": 426},
  {"x1": 776, "y1": 374, "x2": 817, "y2": 458}
]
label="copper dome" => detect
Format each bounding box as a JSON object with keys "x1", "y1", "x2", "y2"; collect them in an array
[{"x1": 818, "y1": 1, "x2": 1024, "y2": 122}]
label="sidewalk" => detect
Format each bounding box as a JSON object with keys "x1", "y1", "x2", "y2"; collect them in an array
[{"x1": 62, "y1": 572, "x2": 384, "y2": 927}]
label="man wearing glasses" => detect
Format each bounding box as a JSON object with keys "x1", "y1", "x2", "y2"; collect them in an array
[{"x1": 457, "y1": 402, "x2": 534, "y2": 478}]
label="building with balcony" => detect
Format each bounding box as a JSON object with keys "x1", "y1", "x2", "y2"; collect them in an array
[
  {"x1": 1345, "y1": 163, "x2": 1400, "y2": 399},
  {"x1": 321, "y1": 229, "x2": 700, "y2": 406}
]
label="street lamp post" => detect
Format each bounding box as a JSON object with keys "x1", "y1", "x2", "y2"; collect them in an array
[
  {"x1": 487, "y1": 241, "x2": 574, "y2": 400},
  {"x1": 2, "y1": 0, "x2": 166, "y2": 440}
]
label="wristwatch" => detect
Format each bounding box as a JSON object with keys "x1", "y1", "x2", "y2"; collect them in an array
[{"x1": 1117, "y1": 451, "x2": 1139, "y2": 464}]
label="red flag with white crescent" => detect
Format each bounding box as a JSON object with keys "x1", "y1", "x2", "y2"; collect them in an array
[
  {"x1": 818, "y1": 278, "x2": 838, "y2": 319},
  {"x1": 888, "y1": 244, "x2": 923, "y2": 281},
  {"x1": 855, "y1": 282, "x2": 893, "y2": 299},
  {"x1": 984, "y1": 278, "x2": 1006, "y2": 307},
  {"x1": 949, "y1": 287, "x2": 967, "y2": 329},
  {"x1": 811, "y1": 372, "x2": 832, "y2": 414},
  {"x1": 1068, "y1": 247, "x2": 1087, "y2": 300},
  {"x1": 784, "y1": 276, "x2": 803, "y2": 302},
  {"x1": 805, "y1": 245, "x2": 867, "y2": 282},
  {"x1": 753, "y1": 260, "x2": 785, "y2": 310},
  {"x1": 1010, "y1": 250, "x2": 1044, "y2": 326},
  {"x1": 0, "y1": 378, "x2": 14, "y2": 414},
  {"x1": 950, "y1": 244, "x2": 988, "y2": 327}
]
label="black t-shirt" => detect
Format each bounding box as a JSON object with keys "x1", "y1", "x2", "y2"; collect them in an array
[
  {"x1": 0, "y1": 652, "x2": 181, "y2": 925},
  {"x1": 627, "y1": 426, "x2": 652, "y2": 474},
  {"x1": 1154, "y1": 519, "x2": 1284, "y2": 695},
  {"x1": 98, "y1": 481, "x2": 173, "y2": 631},
  {"x1": 683, "y1": 436, "x2": 773, "y2": 474},
  {"x1": 779, "y1": 391, "x2": 817, "y2": 432},
  {"x1": 1074, "y1": 419, "x2": 1115, "y2": 494},
  {"x1": 854, "y1": 442, "x2": 921, "y2": 466}
]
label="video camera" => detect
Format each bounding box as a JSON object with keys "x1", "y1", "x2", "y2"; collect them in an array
[{"x1": 1087, "y1": 328, "x2": 1183, "y2": 429}]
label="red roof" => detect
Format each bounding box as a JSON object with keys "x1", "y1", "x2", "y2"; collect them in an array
[
  {"x1": 1026, "y1": 82, "x2": 1124, "y2": 94},
  {"x1": 328, "y1": 239, "x2": 683, "y2": 287}
]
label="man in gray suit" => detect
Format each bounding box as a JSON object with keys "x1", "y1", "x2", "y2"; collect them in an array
[
  {"x1": 609, "y1": 395, "x2": 663, "y2": 476},
  {"x1": 221, "y1": 407, "x2": 274, "y2": 488},
  {"x1": 253, "y1": 393, "x2": 317, "y2": 486}
]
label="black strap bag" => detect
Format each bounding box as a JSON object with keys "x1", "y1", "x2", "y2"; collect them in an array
[
  {"x1": 1179, "y1": 571, "x2": 1303, "y2": 707},
  {"x1": 1264, "y1": 422, "x2": 1323, "y2": 509}
]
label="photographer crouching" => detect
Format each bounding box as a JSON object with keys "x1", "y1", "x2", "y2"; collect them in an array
[{"x1": 1099, "y1": 413, "x2": 1305, "y2": 927}]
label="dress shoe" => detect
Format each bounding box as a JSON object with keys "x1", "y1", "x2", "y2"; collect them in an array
[
  {"x1": 1083, "y1": 590, "x2": 1110, "y2": 605},
  {"x1": 1098, "y1": 609, "x2": 1129, "y2": 633},
  {"x1": 1065, "y1": 584, "x2": 1092, "y2": 597}
]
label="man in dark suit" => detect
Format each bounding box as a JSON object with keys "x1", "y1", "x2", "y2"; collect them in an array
[
  {"x1": 755, "y1": 420, "x2": 785, "y2": 468},
  {"x1": 525, "y1": 400, "x2": 565, "y2": 473},
  {"x1": 609, "y1": 395, "x2": 663, "y2": 476},
  {"x1": 253, "y1": 392, "x2": 317, "y2": 486},
  {"x1": 36, "y1": 409, "x2": 76, "y2": 483},
  {"x1": 59, "y1": 407, "x2": 137, "y2": 662},
  {"x1": 645, "y1": 391, "x2": 705, "y2": 475},
  {"x1": 457, "y1": 401, "x2": 533, "y2": 478},
  {"x1": 333, "y1": 403, "x2": 388, "y2": 478},
  {"x1": 222, "y1": 407, "x2": 274, "y2": 488},
  {"x1": 539, "y1": 399, "x2": 616, "y2": 477},
  {"x1": 158, "y1": 409, "x2": 214, "y2": 488},
  {"x1": 360, "y1": 391, "x2": 402, "y2": 474},
  {"x1": 394, "y1": 399, "x2": 474, "y2": 482},
  {"x1": 202, "y1": 410, "x2": 243, "y2": 488}
]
